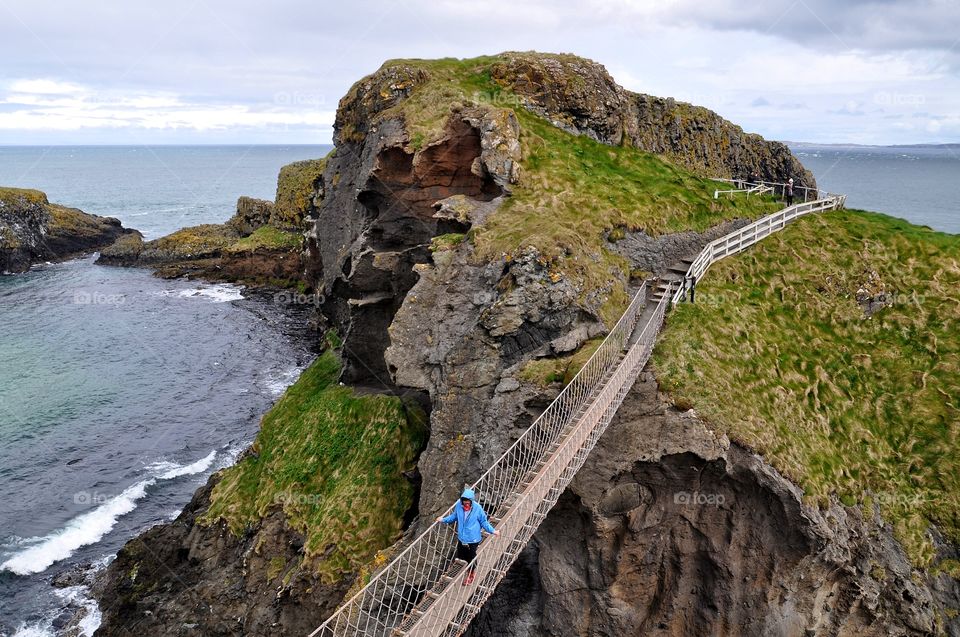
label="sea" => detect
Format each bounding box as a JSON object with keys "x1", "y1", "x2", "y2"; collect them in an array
[
  {"x1": 790, "y1": 143, "x2": 959, "y2": 234},
  {"x1": 0, "y1": 142, "x2": 955, "y2": 636},
  {"x1": 0, "y1": 145, "x2": 331, "y2": 637}
]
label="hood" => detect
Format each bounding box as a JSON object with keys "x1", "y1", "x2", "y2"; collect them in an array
[{"x1": 461, "y1": 488, "x2": 476, "y2": 501}]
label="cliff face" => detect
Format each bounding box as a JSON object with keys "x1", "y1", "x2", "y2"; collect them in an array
[
  {"x1": 92, "y1": 52, "x2": 957, "y2": 637},
  {"x1": 467, "y1": 373, "x2": 954, "y2": 637},
  {"x1": 0, "y1": 187, "x2": 135, "y2": 273}
]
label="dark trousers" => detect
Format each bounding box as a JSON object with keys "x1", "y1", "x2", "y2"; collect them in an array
[{"x1": 457, "y1": 541, "x2": 480, "y2": 571}]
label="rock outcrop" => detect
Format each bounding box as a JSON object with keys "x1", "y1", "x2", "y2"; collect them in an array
[
  {"x1": 91, "y1": 51, "x2": 957, "y2": 637},
  {"x1": 490, "y1": 52, "x2": 815, "y2": 187},
  {"x1": 91, "y1": 474, "x2": 350, "y2": 637},
  {"x1": 0, "y1": 187, "x2": 136, "y2": 273},
  {"x1": 98, "y1": 194, "x2": 304, "y2": 286}
]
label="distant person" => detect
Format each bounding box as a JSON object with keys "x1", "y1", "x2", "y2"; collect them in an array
[
  {"x1": 785, "y1": 178, "x2": 795, "y2": 205},
  {"x1": 437, "y1": 488, "x2": 499, "y2": 585},
  {"x1": 749, "y1": 170, "x2": 760, "y2": 188}
]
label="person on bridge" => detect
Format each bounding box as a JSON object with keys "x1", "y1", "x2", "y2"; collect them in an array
[
  {"x1": 785, "y1": 177, "x2": 795, "y2": 205},
  {"x1": 436, "y1": 488, "x2": 499, "y2": 585}
]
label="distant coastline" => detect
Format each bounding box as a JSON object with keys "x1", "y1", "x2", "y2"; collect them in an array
[{"x1": 787, "y1": 141, "x2": 960, "y2": 150}]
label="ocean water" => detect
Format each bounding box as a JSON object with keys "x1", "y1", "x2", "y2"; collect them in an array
[
  {"x1": 0, "y1": 146, "x2": 330, "y2": 636},
  {"x1": 790, "y1": 143, "x2": 960, "y2": 234}
]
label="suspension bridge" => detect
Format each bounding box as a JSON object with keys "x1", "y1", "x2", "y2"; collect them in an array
[{"x1": 309, "y1": 182, "x2": 846, "y2": 637}]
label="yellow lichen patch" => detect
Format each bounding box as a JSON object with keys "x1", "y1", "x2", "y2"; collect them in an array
[{"x1": 0, "y1": 187, "x2": 48, "y2": 207}]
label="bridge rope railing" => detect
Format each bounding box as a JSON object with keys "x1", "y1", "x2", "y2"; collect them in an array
[
  {"x1": 394, "y1": 288, "x2": 673, "y2": 637},
  {"x1": 671, "y1": 195, "x2": 846, "y2": 305},
  {"x1": 309, "y1": 281, "x2": 654, "y2": 637}
]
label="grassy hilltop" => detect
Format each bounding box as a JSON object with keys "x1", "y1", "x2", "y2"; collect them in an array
[
  {"x1": 340, "y1": 54, "x2": 784, "y2": 323},
  {"x1": 655, "y1": 210, "x2": 960, "y2": 566},
  {"x1": 199, "y1": 55, "x2": 786, "y2": 577}
]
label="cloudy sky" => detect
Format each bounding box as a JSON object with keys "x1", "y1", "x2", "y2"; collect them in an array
[{"x1": 1, "y1": 0, "x2": 957, "y2": 145}]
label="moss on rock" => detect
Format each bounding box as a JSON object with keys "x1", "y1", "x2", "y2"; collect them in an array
[
  {"x1": 136, "y1": 224, "x2": 239, "y2": 264},
  {"x1": 225, "y1": 225, "x2": 302, "y2": 253},
  {"x1": 274, "y1": 158, "x2": 327, "y2": 229}
]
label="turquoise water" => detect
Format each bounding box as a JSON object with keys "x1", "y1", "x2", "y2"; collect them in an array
[{"x1": 0, "y1": 145, "x2": 330, "y2": 636}]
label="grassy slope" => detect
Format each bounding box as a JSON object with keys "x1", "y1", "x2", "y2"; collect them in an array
[
  {"x1": 202, "y1": 348, "x2": 427, "y2": 581},
  {"x1": 225, "y1": 225, "x2": 302, "y2": 253},
  {"x1": 654, "y1": 209, "x2": 960, "y2": 566},
  {"x1": 373, "y1": 55, "x2": 780, "y2": 325}
]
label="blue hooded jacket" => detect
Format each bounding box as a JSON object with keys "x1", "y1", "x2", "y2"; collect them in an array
[{"x1": 440, "y1": 488, "x2": 496, "y2": 544}]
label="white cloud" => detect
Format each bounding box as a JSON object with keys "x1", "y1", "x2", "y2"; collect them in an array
[
  {"x1": 0, "y1": 79, "x2": 335, "y2": 133},
  {"x1": 8, "y1": 78, "x2": 85, "y2": 94}
]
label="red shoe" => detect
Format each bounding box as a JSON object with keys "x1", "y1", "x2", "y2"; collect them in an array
[{"x1": 463, "y1": 572, "x2": 475, "y2": 586}]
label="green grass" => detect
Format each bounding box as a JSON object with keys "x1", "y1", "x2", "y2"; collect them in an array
[
  {"x1": 519, "y1": 337, "x2": 604, "y2": 387},
  {"x1": 654, "y1": 209, "x2": 960, "y2": 567},
  {"x1": 473, "y1": 106, "x2": 780, "y2": 323},
  {"x1": 226, "y1": 225, "x2": 302, "y2": 253},
  {"x1": 201, "y1": 349, "x2": 427, "y2": 581},
  {"x1": 429, "y1": 232, "x2": 466, "y2": 253},
  {"x1": 363, "y1": 55, "x2": 780, "y2": 325}
]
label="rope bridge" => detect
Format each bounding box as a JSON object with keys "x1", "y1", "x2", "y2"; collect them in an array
[{"x1": 309, "y1": 193, "x2": 846, "y2": 637}]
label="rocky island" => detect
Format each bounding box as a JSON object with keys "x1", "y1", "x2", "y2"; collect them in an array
[
  {"x1": 87, "y1": 52, "x2": 959, "y2": 636},
  {"x1": 95, "y1": 159, "x2": 323, "y2": 288},
  {"x1": 0, "y1": 187, "x2": 137, "y2": 273}
]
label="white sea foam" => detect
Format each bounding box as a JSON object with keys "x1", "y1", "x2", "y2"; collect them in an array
[
  {"x1": 0, "y1": 450, "x2": 217, "y2": 576},
  {"x1": 264, "y1": 365, "x2": 304, "y2": 397},
  {"x1": 9, "y1": 582, "x2": 104, "y2": 637},
  {"x1": 11, "y1": 624, "x2": 52, "y2": 637},
  {"x1": 55, "y1": 585, "x2": 102, "y2": 637},
  {"x1": 176, "y1": 283, "x2": 245, "y2": 303},
  {"x1": 149, "y1": 449, "x2": 217, "y2": 479}
]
